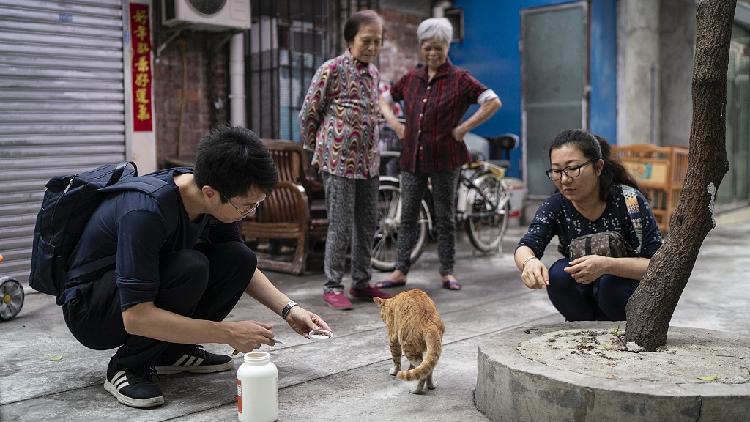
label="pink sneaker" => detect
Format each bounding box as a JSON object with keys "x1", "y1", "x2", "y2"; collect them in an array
[
  {"x1": 349, "y1": 285, "x2": 392, "y2": 300},
  {"x1": 323, "y1": 291, "x2": 353, "y2": 310}
]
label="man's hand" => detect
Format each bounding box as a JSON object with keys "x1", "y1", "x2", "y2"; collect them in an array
[
  {"x1": 452, "y1": 125, "x2": 468, "y2": 142},
  {"x1": 564, "y1": 255, "x2": 611, "y2": 284},
  {"x1": 521, "y1": 258, "x2": 549, "y2": 289},
  {"x1": 226, "y1": 320, "x2": 275, "y2": 352},
  {"x1": 285, "y1": 306, "x2": 331, "y2": 338}
]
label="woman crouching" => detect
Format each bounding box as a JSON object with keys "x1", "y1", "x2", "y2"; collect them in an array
[{"x1": 515, "y1": 129, "x2": 663, "y2": 321}]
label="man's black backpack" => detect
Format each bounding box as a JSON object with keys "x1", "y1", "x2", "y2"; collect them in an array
[{"x1": 29, "y1": 162, "x2": 178, "y2": 304}]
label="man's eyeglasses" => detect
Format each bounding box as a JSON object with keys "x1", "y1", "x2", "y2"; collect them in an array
[
  {"x1": 221, "y1": 194, "x2": 262, "y2": 218},
  {"x1": 545, "y1": 160, "x2": 595, "y2": 181}
]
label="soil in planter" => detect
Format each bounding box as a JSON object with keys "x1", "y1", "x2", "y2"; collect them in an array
[{"x1": 518, "y1": 327, "x2": 750, "y2": 385}]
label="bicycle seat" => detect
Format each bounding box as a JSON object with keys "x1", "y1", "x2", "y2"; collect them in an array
[
  {"x1": 469, "y1": 151, "x2": 486, "y2": 162},
  {"x1": 486, "y1": 133, "x2": 519, "y2": 168},
  {"x1": 489, "y1": 133, "x2": 519, "y2": 150}
]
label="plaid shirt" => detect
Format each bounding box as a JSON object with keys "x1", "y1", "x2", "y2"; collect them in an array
[
  {"x1": 390, "y1": 60, "x2": 487, "y2": 173},
  {"x1": 299, "y1": 51, "x2": 380, "y2": 179}
]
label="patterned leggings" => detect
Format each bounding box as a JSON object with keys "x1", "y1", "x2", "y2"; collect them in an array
[
  {"x1": 396, "y1": 169, "x2": 460, "y2": 276},
  {"x1": 322, "y1": 173, "x2": 380, "y2": 291}
]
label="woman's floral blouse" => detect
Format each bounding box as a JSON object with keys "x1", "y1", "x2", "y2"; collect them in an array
[{"x1": 299, "y1": 50, "x2": 380, "y2": 179}]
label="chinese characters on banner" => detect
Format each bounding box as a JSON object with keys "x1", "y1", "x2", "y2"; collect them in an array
[{"x1": 129, "y1": 3, "x2": 153, "y2": 131}]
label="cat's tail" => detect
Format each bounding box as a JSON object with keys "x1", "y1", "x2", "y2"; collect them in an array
[{"x1": 397, "y1": 329, "x2": 442, "y2": 381}]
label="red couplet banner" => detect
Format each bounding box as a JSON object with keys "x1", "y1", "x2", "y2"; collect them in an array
[{"x1": 129, "y1": 3, "x2": 153, "y2": 132}]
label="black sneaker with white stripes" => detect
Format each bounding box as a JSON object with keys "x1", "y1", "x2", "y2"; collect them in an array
[
  {"x1": 155, "y1": 345, "x2": 233, "y2": 375},
  {"x1": 104, "y1": 361, "x2": 164, "y2": 408}
]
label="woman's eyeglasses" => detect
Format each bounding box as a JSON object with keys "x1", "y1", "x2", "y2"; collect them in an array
[
  {"x1": 221, "y1": 194, "x2": 262, "y2": 218},
  {"x1": 546, "y1": 160, "x2": 595, "y2": 181}
]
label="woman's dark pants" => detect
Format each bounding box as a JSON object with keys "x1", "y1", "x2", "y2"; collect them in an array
[{"x1": 546, "y1": 258, "x2": 639, "y2": 321}]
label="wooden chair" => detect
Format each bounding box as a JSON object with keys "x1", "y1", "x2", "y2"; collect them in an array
[
  {"x1": 612, "y1": 144, "x2": 689, "y2": 233},
  {"x1": 241, "y1": 140, "x2": 328, "y2": 274}
]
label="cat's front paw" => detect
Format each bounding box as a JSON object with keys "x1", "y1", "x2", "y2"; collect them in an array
[
  {"x1": 389, "y1": 367, "x2": 399, "y2": 376},
  {"x1": 409, "y1": 387, "x2": 425, "y2": 395}
]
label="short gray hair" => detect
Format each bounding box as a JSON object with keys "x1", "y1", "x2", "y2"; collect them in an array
[{"x1": 417, "y1": 17, "x2": 453, "y2": 45}]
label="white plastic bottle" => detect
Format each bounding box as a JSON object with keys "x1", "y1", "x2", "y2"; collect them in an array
[{"x1": 236, "y1": 351, "x2": 279, "y2": 422}]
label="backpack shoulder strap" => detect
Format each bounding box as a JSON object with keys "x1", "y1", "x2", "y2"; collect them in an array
[
  {"x1": 101, "y1": 176, "x2": 181, "y2": 234},
  {"x1": 141, "y1": 176, "x2": 181, "y2": 235},
  {"x1": 621, "y1": 185, "x2": 643, "y2": 255}
]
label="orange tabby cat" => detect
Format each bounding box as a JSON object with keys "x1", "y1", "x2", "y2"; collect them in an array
[{"x1": 374, "y1": 289, "x2": 445, "y2": 394}]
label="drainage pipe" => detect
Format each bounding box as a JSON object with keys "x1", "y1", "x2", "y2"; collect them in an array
[{"x1": 230, "y1": 33, "x2": 246, "y2": 127}]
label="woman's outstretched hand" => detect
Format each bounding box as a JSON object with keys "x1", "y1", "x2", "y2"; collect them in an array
[{"x1": 521, "y1": 259, "x2": 549, "y2": 289}]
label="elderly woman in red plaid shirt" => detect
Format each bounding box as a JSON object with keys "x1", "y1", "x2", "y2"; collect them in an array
[
  {"x1": 377, "y1": 17, "x2": 501, "y2": 291},
  {"x1": 299, "y1": 10, "x2": 392, "y2": 310}
]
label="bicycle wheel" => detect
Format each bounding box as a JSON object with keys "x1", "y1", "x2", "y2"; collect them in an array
[
  {"x1": 372, "y1": 184, "x2": 428, "y2": 271},
  {"x1": 465, "y1": 174, "x2": 511, "y2": 253},
  {"x1": 0, "y1": 277, "x2": 24, "y2": 321}
]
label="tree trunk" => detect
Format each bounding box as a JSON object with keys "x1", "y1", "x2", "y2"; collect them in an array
[{"x1": 625, "y1": 0, "x2": 736, "y2": 351}]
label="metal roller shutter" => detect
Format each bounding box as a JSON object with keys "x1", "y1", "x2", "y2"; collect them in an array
[{"x1": 0, "y1": 0, "x2": 127, "y2": 284}]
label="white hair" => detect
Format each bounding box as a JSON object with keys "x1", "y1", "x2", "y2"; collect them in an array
[{"x1": 417, "y1": 17, "x2": 453, "y2": 45}]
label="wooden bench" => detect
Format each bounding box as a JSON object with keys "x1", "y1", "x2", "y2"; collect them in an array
[
  {"x1": 612, "y1": 144, "x2": 688, "y2": 233},
  {"x1": 241, "y1": 140, "x2": 328, "y2": 274}
]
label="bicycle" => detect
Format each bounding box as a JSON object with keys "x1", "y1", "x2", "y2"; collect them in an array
[
  {"x1": 459, "y1": 158, "x2": 512, "y2": 251},
  {"x1": 371, "y1": 134, "x2": 517, "y2": 271}
]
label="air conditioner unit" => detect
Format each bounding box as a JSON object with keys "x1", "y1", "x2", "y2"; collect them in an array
[{"x1": 162, "y1": 0, "x2": 251, "y2": 31}]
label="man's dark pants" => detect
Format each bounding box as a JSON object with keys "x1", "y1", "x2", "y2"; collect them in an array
[
  {"x1": 546, "y1": 258, "x2": 639, "y2": 321},
  {"x1": 63, "y1": 242, "x2": 256, "y2": 369}
]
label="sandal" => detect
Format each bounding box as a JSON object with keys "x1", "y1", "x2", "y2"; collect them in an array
[
  {"x1": 442, "y1": 279, "x2": 462, "y2": 291},
  {"x1": 374, "y1": 279, "x2": 407, "y2": 289}
]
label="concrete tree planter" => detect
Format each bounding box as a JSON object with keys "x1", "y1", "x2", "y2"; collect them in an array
[{"x1": 475, "y1": 322, "x2": 750, "y2": 422}]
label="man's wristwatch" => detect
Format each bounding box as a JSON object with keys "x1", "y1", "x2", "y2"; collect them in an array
[{"x1": 281, "y1": 300, "x2": 298, "y2": 320}]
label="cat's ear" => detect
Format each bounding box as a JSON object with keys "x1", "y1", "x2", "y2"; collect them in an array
[{"x1": 374, "y1": 297, "x2": 385, "y2": 306}]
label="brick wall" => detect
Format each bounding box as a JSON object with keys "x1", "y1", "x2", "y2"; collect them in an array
[
  {"x1": 378, "y1": 8, "x2": 429, "y2": 85},
  {"x1": 152, "y1": 26, "x2": 229, "y2": 168}
]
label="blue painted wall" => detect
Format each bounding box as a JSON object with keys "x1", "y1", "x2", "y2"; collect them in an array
[
  {"x1": 450, "y1": 0, "x2": 617, "y2": 179},
  {"x1": 589, "y1": 0, "x2": 617, "y2": 143}
]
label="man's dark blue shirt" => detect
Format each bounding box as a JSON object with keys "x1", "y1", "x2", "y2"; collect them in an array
[{"x1": 68, "y1": 168, "x2": 242, "y2": 310}]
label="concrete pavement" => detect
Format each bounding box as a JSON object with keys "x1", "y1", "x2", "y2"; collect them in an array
[{"x1": 1, "y1": 212, "x2": 749, "y2": 421}]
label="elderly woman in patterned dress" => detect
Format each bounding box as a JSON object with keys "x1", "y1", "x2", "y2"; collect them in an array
[
  {"x1": 377, "y1": 17, "x2": 501, "y2": 291},
  {"x1": 299, "y1": 10, "x2": 391, "y2": 310}
]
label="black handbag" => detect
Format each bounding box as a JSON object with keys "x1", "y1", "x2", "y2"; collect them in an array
[
  {"x1": 565, "y1": 185, "x2": 644, "y2": 260},
  {"x1": 568, "y1": 231, "x2": 635, "y2": 260}
]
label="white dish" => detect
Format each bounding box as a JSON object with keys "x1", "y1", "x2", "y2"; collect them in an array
[{"x1": 308, "y1": 329, "x2": 333, "y2": 339}]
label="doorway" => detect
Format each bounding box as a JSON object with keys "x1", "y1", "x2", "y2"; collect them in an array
[
  {"x1": 718, "y1": 25, "x2": 750, "y2": 208},
  {"x1": 521, "y1": 2, "x2": 589, "y2": 198}
]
